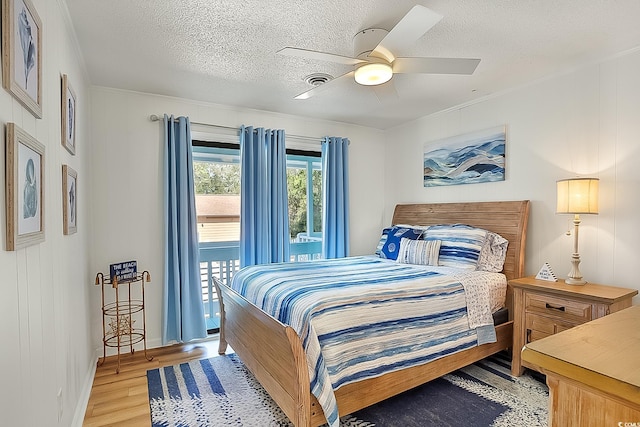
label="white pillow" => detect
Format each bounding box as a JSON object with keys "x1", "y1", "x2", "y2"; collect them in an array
[
  {"x1": 397, "y1": 238, "x2": 441, "y2": 266},
  {"x1": 476, "y1": 231, "x2": 509, "y2": 272}
]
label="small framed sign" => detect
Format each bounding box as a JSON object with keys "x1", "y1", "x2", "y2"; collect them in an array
[
  {"x1": 110, "y1": 260, "x2": 137, "y2": 283},
  {"x1": 535, "y1": 262, "x2": 558, "y2": 282}
]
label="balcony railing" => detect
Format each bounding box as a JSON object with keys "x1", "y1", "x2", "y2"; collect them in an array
[{"x1": 199, "y1": 237, "x2": 322, "y2": 331}]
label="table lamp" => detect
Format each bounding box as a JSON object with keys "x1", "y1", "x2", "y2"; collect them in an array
[{"x1": 556, "y1": 177, "x2": 599, "y2": 285}]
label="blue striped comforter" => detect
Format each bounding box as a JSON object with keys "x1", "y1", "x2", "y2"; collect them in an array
[{"x1": 230, "y1": 256, "x2": 505, "y2": 427}]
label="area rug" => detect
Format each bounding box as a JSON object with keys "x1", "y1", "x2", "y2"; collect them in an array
[{"x1": 147, "y1": 351, "x2": 548, "y2": 427}]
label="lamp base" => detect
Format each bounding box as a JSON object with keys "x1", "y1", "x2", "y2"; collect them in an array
[
  {"x1": 565, "y1": 277, "x2": 586, "y2": 285},
  {"x1": 566, "y1": 217, "x2": 586, "y2": 286}
]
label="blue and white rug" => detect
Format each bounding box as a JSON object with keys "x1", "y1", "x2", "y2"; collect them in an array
[{"x1": 147, "y1": 352, "x2": 548, "y2": 427}]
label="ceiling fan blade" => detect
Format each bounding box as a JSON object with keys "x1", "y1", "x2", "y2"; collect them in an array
[
  {"x1": 278, "y1": 47, "x2": 366, "y2": 65},
  {"x1": 294, "y1": 71, "x2": 355, "y2": 100},
  {"x1": 393, "y1": 57, "x2": 481, "y2": 75},
  {"x1": 372, "y1": 79, "x2": 399, "y2": 102},
  {"x1": 370, "y1": 5, "x2": 443, "y2": 62}
]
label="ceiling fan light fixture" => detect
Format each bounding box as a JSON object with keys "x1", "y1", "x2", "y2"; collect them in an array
[{"x1": 354, "y1": 63, "x2": 393, "y2": 86}]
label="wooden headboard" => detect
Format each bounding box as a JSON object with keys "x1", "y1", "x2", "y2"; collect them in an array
[{"x1": 392, "y1": 200, "x2": 530, "y2": 281}]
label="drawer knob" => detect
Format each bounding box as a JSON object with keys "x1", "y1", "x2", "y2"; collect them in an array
[{"x1": 545, "y1": 303, "x2": 566, "y2": 312}]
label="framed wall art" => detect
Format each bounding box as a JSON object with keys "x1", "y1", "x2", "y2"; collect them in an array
[
  {"x1": 423, "y1": 125, "x2": 506, "y2": 187},
  {"x1": 5, "y1": 123, "x2": 45, "y2": 250},
  {"x1": 1, "y1": 0, "x2": 43, "y2": 118},
  {"x1": 62, "y1": 165, "x2": 77, "y2": 235},
  {"x1": 61, "y1": 74, "x2": 76, "y2": 154}
]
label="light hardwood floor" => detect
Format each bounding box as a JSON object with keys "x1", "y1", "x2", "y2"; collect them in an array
[{"x1": 83, "y1": 337, "x2": 228, "y2": 426}]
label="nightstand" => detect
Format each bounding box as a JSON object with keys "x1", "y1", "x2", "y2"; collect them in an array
[{"x1": 509, "y1": 276, "x2": 637, "y2": 376}]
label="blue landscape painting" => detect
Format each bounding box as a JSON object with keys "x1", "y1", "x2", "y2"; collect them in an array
[{"x1": 423, "y1": 126, "x2": 505, "y2": 187}]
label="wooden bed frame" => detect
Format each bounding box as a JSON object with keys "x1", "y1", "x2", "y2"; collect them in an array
[{"x1": 214, "y1": 200, "x2": 530, "y2": 426}]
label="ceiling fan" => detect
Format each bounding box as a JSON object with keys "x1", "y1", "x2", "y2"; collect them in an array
[{"x1": 277, "y1": 5, "x2": 480, "y2": 100}]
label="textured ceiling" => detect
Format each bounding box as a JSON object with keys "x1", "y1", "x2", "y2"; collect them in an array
[{"x1": 64, "y1": 0, "x2": 640, "y2": 129}]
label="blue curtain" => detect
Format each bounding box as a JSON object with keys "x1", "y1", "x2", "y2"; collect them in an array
[
  {"x1": 162, "y1": 115, "x2": 207, "y2": 344},
  {"x1": 240, "y1": 125, "x2": 290, "y2": 267},
  {"x1": 321, "y1": 137, "x2": 350, "y2": 258}
]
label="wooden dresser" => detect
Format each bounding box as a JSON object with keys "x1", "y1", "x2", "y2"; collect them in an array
[
  {"x1": 522, "y1": 305, "x2": 640, "y2": 427},
  {"x1": 509, "y1": 276, "x2": 637, "y2": 376}
]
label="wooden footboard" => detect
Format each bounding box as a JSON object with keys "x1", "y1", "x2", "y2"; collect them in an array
[
  {"x1": 214, "y1": 279, "x2": 312, "y2": 426},
  {"x1": 216, "y1": 278, "x2": 513, "y2": 427}
]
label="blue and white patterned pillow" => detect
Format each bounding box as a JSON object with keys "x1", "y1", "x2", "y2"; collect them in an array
[
  {"x1": 423, "y1": 224, "x2": 488, "y2": 270},
  {"x1": 379, "y1": 226, "x2": 424, "y2": 260},
  {"x1": 397, "y1": 238, "x2": 441, "y2": 266}
]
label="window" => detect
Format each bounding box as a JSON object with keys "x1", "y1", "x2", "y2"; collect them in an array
[
  {"x1": 287, "y1": 154, "x2": 322, "y2": 236},
  {"x1": 192, "y1": 144, "x2": 321, "y2": 245},
  {"x1": 192, "y1": 143, "x2": 240, "y2": 333},
  {"x1": 193, "y1": 145, "x2": 241, "y2": 243}
]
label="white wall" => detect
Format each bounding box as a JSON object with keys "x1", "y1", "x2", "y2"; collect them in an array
[
  {"x1": 383, "y1": 48, "x2": 640, "y2": 302},
  {"x1": 0, "y1": 1, "x2": 93, "y2": 426},
  {"x1": 89, "y1": 87, "x2": 386, "y2": 352}
]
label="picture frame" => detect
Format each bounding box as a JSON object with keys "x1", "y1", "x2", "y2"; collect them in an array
[
  {"x1": 61, "y1": 74, "x2": 76, "y2": 155},
  {"x1": 62, "y1": 165, "x2": 77, "y2": 235},
  {"x1": 5, "y1": 122, "x2": 45, "y2": 250},
  {"x1": 423, "y1": 125, "x2": 506, "y2": 187},
  {"x1": 1, "y1": 0, "x2": 43, "y2": 118}
]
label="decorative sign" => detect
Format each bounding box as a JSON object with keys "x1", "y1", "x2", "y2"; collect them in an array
[
  {"x1": 110, "y1": 260, "x2": 137, "y2": 283},
  {"x1": 536, "y1": 262, "x2": 558, "y2": 282}
]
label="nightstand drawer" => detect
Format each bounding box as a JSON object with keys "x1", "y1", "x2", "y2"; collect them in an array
[
  {"x1": 525, "y1": 312, "x2": 582, "y2": 343},
  {"x1": 527, "y1": 329, "x2": 551, "y2": 342},
  {"x1": 525, "y1": 293, "x2": 593, "y2": 323}
]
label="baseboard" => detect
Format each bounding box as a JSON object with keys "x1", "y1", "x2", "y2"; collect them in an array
[{"x1": 71, "y1": 355, "x2": 98, "y2": 427}]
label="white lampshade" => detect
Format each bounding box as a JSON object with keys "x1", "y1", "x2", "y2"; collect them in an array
[
  {"x1": 354, "y1": 63, "x2": 393, "y2": 86},
  {"x1": 556, "y1": 178, "x2": 599, "y2": 215}
]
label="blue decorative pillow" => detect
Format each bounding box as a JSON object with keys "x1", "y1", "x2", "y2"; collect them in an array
[
  {"x1": 380, "y1": 226, "x2": 424, "y2": 260},
  {"x1": 423, "y1": 224, "x2": 488, "y2": 269}
]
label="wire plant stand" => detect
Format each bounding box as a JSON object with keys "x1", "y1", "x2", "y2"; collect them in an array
[{"x1": 95, "y1": 271, "x2": 153, "y2": 373}]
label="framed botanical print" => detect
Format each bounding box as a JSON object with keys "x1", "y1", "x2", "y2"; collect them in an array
[
  {"x1": 1, "y1": 0, "x2": 43, "y2": 118},
  {"x1": 61, "y1": 74, "x2": 76, "y2": 155},
  {"x1": 5, "y1": 123, "x2": 45, "y2": 250},
  {"x1": 62, "y1": 165, "x2": 77, "y2": 235}
]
